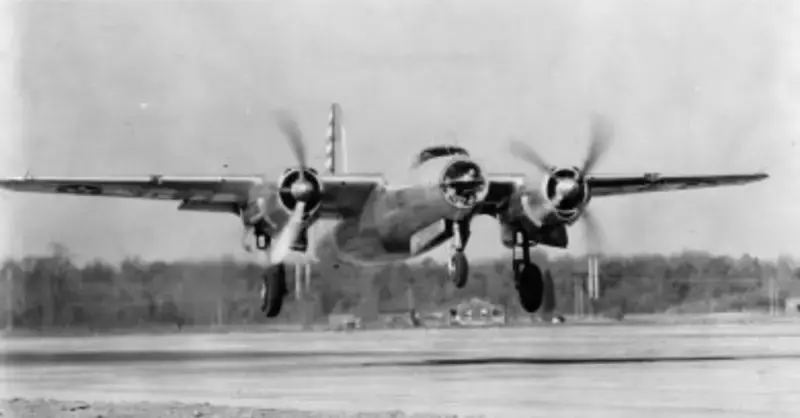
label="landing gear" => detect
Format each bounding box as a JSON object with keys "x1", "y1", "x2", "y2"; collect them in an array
[
  {"x1": 448, "y1": 251, "x2": 468, "y2": 288},
  {"x1": 291, "y1": 228, "x2": 309, "y2": 253},
  {"x1": 247, "y1": 220, "x2": 307, "y2": 318},
  {"x1": 260, "y1": 263, "x2": 287, "y2": 318},
  {"x1": 447, "y1": 220, "x2": 471, "y2": 288},
  {"x1": 241, "y1": 221, "x2": 272, "y2": 252},
  {"x1": 255, "y1": 224, "x2": 271, "y2": 251},
  {"x1": 512, "y1": 232, "x2": 545, "y2": 313}
]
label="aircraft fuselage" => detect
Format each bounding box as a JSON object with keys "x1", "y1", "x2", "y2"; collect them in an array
[
  {"x1": 319, "y1": 183, "x2": 462, "y2": 264},
  {"x1": 298, "y1": 152, "x2": 490, "y2": 266}
]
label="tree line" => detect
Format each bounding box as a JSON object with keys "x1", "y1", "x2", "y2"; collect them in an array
[{"x1": 1, "y1": 243, "x2": 798, "y2": 331}]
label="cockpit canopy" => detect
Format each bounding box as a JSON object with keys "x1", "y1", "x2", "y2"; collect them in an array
[{"x1": 412, "y1": 145, "x2": 470, "y2": 167}]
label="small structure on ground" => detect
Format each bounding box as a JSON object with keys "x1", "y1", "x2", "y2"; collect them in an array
[
  {"x1": 328, "y1": 313, "x2": 361, "y2": 331},
  {"x1": 785, "y1": 297, "x2": 800, "y2": 315},
  {"x1": 448, "y1": 298, "x2": 506, "y2": 327},
  {"x1": 378, "y1": 308, "x2": 425, "y2": 329}
]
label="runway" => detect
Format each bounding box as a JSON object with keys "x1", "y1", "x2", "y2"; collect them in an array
[{"x1": 3, "y1": 321, "x2": 800, "y2": 417}]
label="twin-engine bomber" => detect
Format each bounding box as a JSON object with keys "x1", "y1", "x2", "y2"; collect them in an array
[{"x1": 0, "y1": 103, "x2": 769, "y2": 318}]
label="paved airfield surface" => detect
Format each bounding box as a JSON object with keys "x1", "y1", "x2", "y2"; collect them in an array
[{"x1": 3, "y1": 322, "x2": 800, "y2": 418}]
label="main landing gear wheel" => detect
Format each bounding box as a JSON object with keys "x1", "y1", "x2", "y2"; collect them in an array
[
  {"x1": 514, "y1": 262, "x2": 544, "y2": 313},
  {"x1": 261, "y1": 263, "x2": 287, "y2": 318},
  {"x1": 512, "y1": 231, "x2": 545, "y2": 313},
  {"x1": 448, "y1": 251, "x2": 469, "y2": 289}
]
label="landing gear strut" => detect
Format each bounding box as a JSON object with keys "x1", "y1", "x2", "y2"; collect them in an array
[
  {"x1": 447, "y1": 220, "x2": 471, "y2": 288},
  {"x1": 512, "y1": 231, "x2": 545, "y2": 313},
  {"x1": 257, "y1": 225, "x2": 310, "y2": 318},
  {"x1": 241, "y1": 220, "x2": 272, "y2": 252},
  {"x1": 291, "y1": 228, "x2": 309, "y2": 253},
  {"x1": 255, "y1": 220, "x2": 271, "y2": 251}
]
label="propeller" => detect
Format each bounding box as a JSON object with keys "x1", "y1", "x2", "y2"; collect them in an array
[
  {"x1": 269, "y1": 199, "x2": 307, "y2": 264},
  {"x1": 260, "y1": 110, "x2": 320, "y2": 267},
  {"x1": 276, "y1": 110, "x2": 308, "y2": 169},
  {"x1": 509, "y1": 114, "x2": 613, "y2": 255},
  {"x1": 580, "y1": 204, "x2": 605, "y2": 257}
]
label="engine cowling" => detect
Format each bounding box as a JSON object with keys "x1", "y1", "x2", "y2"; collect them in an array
[
  {"x1": 544, "y1": 166, "x2": 590, "y2": 222},
  {"x1": 438, "y1": 157, "x2": 490, "y2": 210},
  {"x1": 276, "y1": 167, "x2": 323, "y2": 220},
  {"x1": 522, "y1": 166, "x2": 590, "y2": 226}
]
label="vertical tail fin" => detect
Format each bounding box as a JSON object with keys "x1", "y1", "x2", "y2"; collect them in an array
[{"x1": 325, "y1": 103, "x2": 346, "y2": 174}]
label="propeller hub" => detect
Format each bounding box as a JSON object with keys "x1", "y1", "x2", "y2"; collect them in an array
[
  {"x1": 291, "y1": 180, "x2": 315, "y2": 202},
  {"x1": 555, "y1": 178, "x2": 579, "y2": 198}
]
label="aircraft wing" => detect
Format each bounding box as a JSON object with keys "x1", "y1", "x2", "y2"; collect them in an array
[
  {"x1": 0, "y1": 174, "x2": 385, "y2": 218},
  {"x1": 0, "y1": 175, "x2": 260, "y2": 214},
  {"x1": 479, "y1": 171, "x2": 768, "y2": 215},
  {"x1": 587, "y1": 172, "x2": 769, "y2": 197}
]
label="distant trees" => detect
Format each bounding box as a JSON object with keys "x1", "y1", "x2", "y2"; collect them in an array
[{"x1": 1, "y1": 242, "x2": 797, "y2": 331}]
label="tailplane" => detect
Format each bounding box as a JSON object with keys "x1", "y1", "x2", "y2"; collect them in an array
[{"x1": 325, "y1": 103, "x2": 347, "y2": 174}]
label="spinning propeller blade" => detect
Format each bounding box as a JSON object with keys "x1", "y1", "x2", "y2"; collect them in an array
[
  {"x1": 510, "y1": 114, "x2": 613, "y2": 180},
  {"x1": 508, "y1": 138, "x2": 553, "y2": 174},
  {"x1": 580, "y1": 205, "x2": 606, "y2": 256},
  {"x1": 270, "y1": 201, "x2": 307, "y2": 264},
  {"x1": 275, "y1": 110, "x2": 308, "y2": 169},
  {"x1": 580, "y1": 114, "x2": 613, "y2": 175}
]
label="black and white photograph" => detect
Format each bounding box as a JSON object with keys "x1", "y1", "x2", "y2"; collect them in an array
[{"x1": 0, "y1": 0, "x2": 798, "y2": 417}]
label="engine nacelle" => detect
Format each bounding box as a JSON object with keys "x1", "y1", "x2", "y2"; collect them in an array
[
  {"x1": 521, "y1": 166, "x2": 591, "y2": 227},
  {"x1": 438, "y1": 157, "x2": 490, "y2": 210},
  {"x1": 276, "y1": 167, "x2": 323, "y2": 220}
]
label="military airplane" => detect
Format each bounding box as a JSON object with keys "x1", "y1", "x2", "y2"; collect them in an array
[{"x1": 0, "y1": 103, "x2": 769, "y2": 318}]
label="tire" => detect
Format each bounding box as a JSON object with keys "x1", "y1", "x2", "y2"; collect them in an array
[
  {"x1": 261, "y1": 263, "x2": 287, "y2": 318},
  {"x1": 515, "y1": 262, "x2": 544, "y2": 313},
  {"x1": 448, "y1": 251, "x2": 469, "y2": 288},
  {"x1": 540, "y1": 269, "x2": 556, "y2": 314}
]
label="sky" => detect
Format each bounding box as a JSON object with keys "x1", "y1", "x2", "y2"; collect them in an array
[{"x1": 1, "y1": 0, "x2": 799, "y2": 264}]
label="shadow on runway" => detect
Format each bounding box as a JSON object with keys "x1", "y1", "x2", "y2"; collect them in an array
[
  {"x1": 362, "y1": 353, "x2": 800, "y2": 368},
  {"x1": 8, "y1": 350, "x2": 800, "y2": 368},
  {"x1": 1, "y1": 350, "x2": 440, "y2": 365}
]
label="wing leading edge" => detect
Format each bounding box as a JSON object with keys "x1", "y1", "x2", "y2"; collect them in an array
[
  {"x1": 587, "y1": 172, "x2": 769, "y2": 197},
  {"x1": 0, "y1": 175, "x2": 259, "y2": 214}
]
